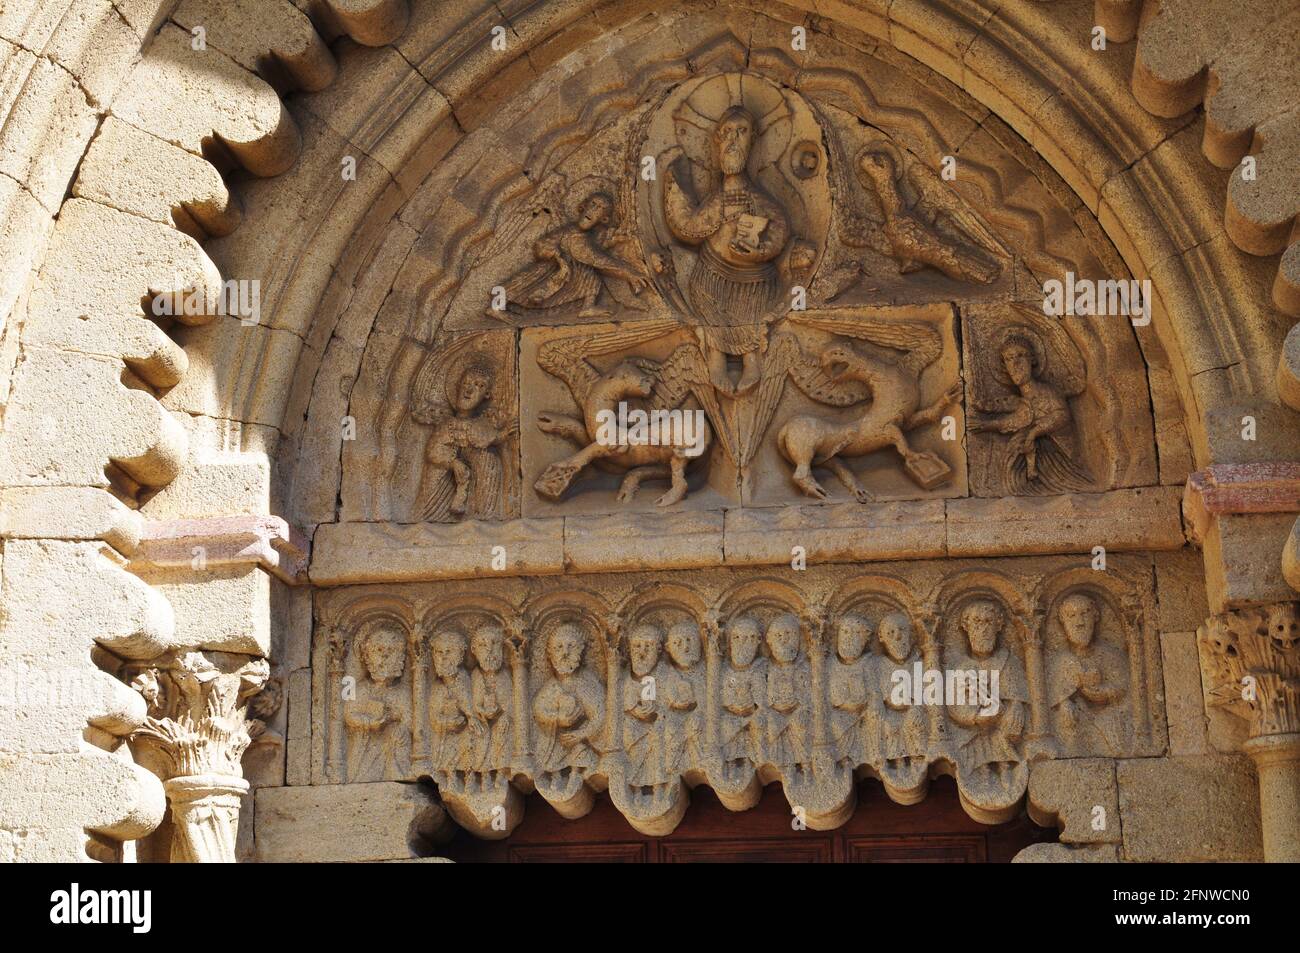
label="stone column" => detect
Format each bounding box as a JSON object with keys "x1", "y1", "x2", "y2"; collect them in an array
[
  {"x1": 128, "y1": 650, "x2": 270, "y2": 863},
  {"x1": 1198, "y1": 602, "x2": 1300, "y2": 862}
]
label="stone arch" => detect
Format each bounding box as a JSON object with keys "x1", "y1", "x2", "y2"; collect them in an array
[{"x1": 2, "y1": 0, "x2": 1297, "y2": 863}]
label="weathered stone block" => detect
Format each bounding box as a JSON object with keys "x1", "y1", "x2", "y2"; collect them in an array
[
  {"x1": 1117, "y1": 756, "x2": 1262, "y2": 862},
  {"x1": 254, "y1": 781, "x2": 449, "y2": 862}
]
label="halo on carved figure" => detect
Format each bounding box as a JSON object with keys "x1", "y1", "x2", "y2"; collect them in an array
[
  {"x1": 672, "y1": 72, "x2": 793, "y2": 173},
  {"x1": 637, "y1": 70, "x2": 832, "y2": 318},
  {"x1": 563, "y1": 175, "x2": 619, "y2": 222},
  {"x1": 396, "y1": 330, "x2": 517, "y2": 523},
  {"x1": 859, "y1": 137, "x2": 906, "y2": 183},
  {"x1": 410, "y1": 335, "x2": 480, "y2": 425},
  {"x1": 973, "y1": 304, "x2": 1086, "y2": 399},
  {"x1": 565, "y1": 171, "x2": 647, "y2": 315}
]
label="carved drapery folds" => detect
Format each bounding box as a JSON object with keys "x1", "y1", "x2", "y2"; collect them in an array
[
  {"x1": 347, "y1": 58, "x2": 1158, "y2": 524},
  {"x1": 315, "y1": 559, "x2": 1164, "y2": 837},
  {"x1": 127, "y1": 651, "x2": 269, "y2": 863}
]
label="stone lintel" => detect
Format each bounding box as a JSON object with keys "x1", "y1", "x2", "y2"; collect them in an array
[
  {"x1": 310, "y1": 488, "x2": 1184, "y2": 584},
  {"x1": 946, "y1": 486, "x2": 1185, "y2": 556},
  {"x1": 309, "y1": 517, "x2": 566, "y2": 585}
]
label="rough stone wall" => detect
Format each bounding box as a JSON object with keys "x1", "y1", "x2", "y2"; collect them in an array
[{"x1": 0, "y1": 0, "x2": 1294, "y2": 863}]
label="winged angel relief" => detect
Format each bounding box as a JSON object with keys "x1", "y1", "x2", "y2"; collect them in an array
[
  {"x1": 407, "y1": 336, "x2": 517, "y2": 521},
  {"x1": 966, "y1": 306, "x2": 1091, "y2": 496}
]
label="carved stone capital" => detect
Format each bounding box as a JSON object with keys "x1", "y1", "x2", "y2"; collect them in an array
[
  {"x1": 127, "y1": 650, "x2": 270, "y2": 862},
  {"x1": 1198, "y1": 602, "x2": 1300, "y2": 739}
]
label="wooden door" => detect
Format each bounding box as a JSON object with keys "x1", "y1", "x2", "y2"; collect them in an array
[{"x1": 442, "y1": 775, "x2": 1055, "y2": 862}]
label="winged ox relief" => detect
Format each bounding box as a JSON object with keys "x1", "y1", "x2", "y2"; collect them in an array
[{"x1": 527, "y1": 308, "x2": 962, "y2": 507}]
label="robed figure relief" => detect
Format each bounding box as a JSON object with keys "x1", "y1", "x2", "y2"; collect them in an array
[
  {"x1": 718, "y1": 614, "x2": 767, "y2": 784},
  {"x1": 428, "y1": 627, "x2": 474, "y2": 773},
  {"x1": 490, "y1": 179, "x2": 651, "y2": 320},
  {"x1": 828, "y1": 613, "x2": 875, "y2": 766},
  {"x1": 468, "y1": 622, "x2": 514, "y2": 779},
  {"x1": 968, "y1": 311, "x2": 1091, "y2": 496},
  {"x1": 874, "y1": 611, "x2": 930, "y2": 789},
  {"x1": 343, "y1": 622, "x2": 411, "y2": 782},
  {"x1": 532, "y1": 621, "x2": 605, "y2": 779},
  {"x1": 660, "y1": 621, "x2": 705, "y2": 777},
  {"x1": 661, "y1": 104, "x2": 791, "y2": 395},
  {"x1": 945, "y1": 600, "x2": 1029, "y2": 786},
  {"x1": 639, "y1": 71, "x2": 831, "y2": 467},
  {"x1": 763, "y1": 613, "x2": 811, "y2": 771},
  {"x1": 1047, "y1": 592, "x2": 1131, "y2": 755},
  {"x1": 622, "y1": 623, "x2": 672, "y2": 793},
  {"x1": 408, "y1": 335, "x2": 517, "y2": 521}
]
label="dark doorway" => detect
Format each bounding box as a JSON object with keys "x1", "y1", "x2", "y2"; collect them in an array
[{"x1": 441, "y1": 775, "x2": 1057, "y2": 862}]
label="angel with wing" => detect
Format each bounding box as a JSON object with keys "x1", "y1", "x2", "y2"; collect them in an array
[
  {"x1": 488, "y1": 177, "x2": 650, "y2": 321},
  {"x1": 967, "y1": 319, "x2": 1091, "y2": 495},
  {"x1": 532, "y1": 320, "x2": 714, "y2": 507},
  {"x1": 410, "y1": 338, "x2": 517, "y2": 521},
  {"x1": 775, "y1": 312, "x2": 963, "y2": 501}
]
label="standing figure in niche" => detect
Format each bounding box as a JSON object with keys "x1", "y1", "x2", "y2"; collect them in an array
[
  {"x1": 533, "y1": 622, "x2": 605, "y2": 778},
  {"x1": 663, "y1": 105, "x2": 792, "y2": 395},
  {"x1": 968, "y1": 330, "x2": 1090, "y2": 494},
  {"x1": 428, "y1": 628, "x2": 474, "y2": 774},
  {"x1": 343, "y1": 623, "x2": 411, "y2": 781},
  {"x1": 661, "y1": 621, "x2": 704, "y2": 777},
  {"x1": 469, "y1": 622, "x2": 513, "y2": 780},
  {"x1": 764, "y1": 613, "x2": 811, "y2": 770},
  {"x1": 492, "y1": 187, "x2": 649, "y2": 319},
  {"x1": 622, "y1": 623, "x2": 669, "y2": 792},
  {"x1": 874, "y1": 612, "x2": 929, "y2": 776},
  {"x1": 719, "y1": 615, "x2": 766, "y2": 782},
  {"x1": 412, "y1": 353, "x2": 517, "y2": 522},
  {"x1": 945, "y1": 600, "x2": 1029, "y2": 780},
  {"x1": 828, "y1": 613, "x2": 874, "y2": 766},
  {"x1": 1048, "y1": 593, "x2": 1129, "y2": 754}
]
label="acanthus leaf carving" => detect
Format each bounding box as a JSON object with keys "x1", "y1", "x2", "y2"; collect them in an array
[
  {"x1": 1200, "y1": 602, "x2": 1300, "y2": 739},
  {"x1": 126, "y1": 650, "x2": 270, "y2": 863}
]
